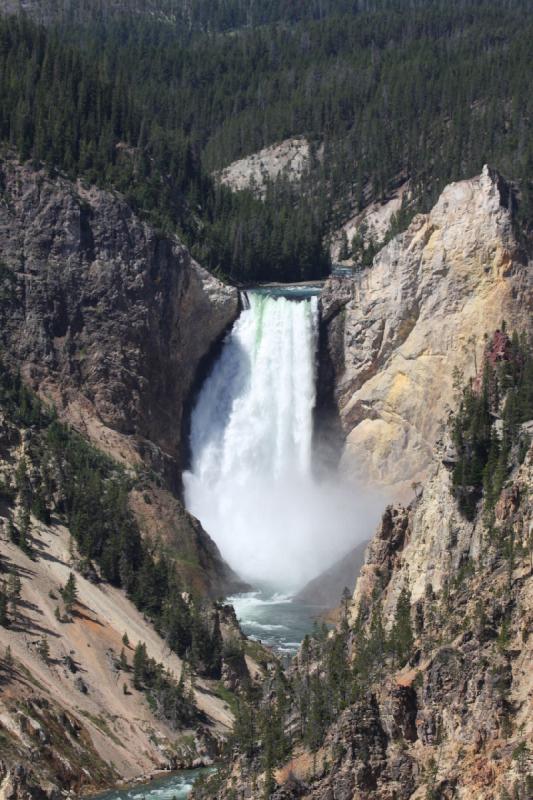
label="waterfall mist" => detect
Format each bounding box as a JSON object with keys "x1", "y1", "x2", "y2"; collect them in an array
[{"x1": 183, "y1": 290, "x2": 381, "y2": 592}]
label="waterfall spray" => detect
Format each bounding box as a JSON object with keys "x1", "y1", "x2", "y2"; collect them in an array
[{"x1": 184, "y1": 290, "x2": 378, "y2": 590}]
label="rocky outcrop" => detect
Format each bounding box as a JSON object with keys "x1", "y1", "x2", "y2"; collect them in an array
[
  {"x1": 316, "y1": 444, "x2": 532, "y2": 800},
  {"x1": 208, "y1": 439, "x2": 532, "y2": 800},
  {"x1": 330, "y1": 182, "x2": 410, "y2": 264},
  {"x1": 0, "y1": 395, "x2": 233, "y2": 791},
  {"x1": 0, "y1": 700, "x2": 116, "y2": 799},
  {"x1": 216, "y1": 138, "x2": 313, "y2": 198},
  {"x1": 0, "y1": 399, "x2": 272, "y2": 794},
  {"x1": 128, "y1": 484, "x2": 245, "y2": 596},
  {"x1": 0, "y1": 157, "x2": 238, "y2": 482},
  {"x1": 0, "y1": 156, "x2": 241, "y2": 594},
  {"x1": 320, "y1": 166, "x2": 532, "y2": 496}
]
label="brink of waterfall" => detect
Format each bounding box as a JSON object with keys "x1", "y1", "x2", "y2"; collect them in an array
[{"x1": 184, "y1": 290, "x2": 376, "y2": 590}]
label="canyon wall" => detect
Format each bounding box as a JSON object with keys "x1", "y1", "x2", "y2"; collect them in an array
[
  {"x1": 0, "y1": 156, "x2": 241, "y2": 595},
  {"x1": 201, "y1": 167, "x2": 533, "y2": 800},
  {"x1": 277, "y1": 443, "x2": 532, "y2": 800},
  {"x1": 206, "y1": 440, "x2": 532, "y2": 800},
  {"x1": 0, "y1": 158, "x2": 238, "y2": 479},
  {"x1": 320, "y1": 166, "x2": 532, "y2": 497},
  {"x1": 0, "y1": 156, "x2": 269, "y2": 797}
]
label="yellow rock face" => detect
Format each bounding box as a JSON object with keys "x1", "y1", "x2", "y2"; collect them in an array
[{"x1": 321, "y1": 166, "x2": 532, "y2": 498}]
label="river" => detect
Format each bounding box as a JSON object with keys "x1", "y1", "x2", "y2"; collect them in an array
[
  {"x1": 227, "y1": 586, "x2": 327, "y2": 656},
  {"x1": 88, "y1": 769, "x2": 213, "y2": 800}
]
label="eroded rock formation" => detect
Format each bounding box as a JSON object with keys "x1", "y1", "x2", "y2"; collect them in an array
[
  {"x1": 320, "y1": 166, "x2": 532, "y2": 496},
  {"x1": 216, "y1": 138, "x2": 313, "y2": 198},
  {"x1": 196, "y1": 169, "x2": 533, "y2": 800},
  {"x1": 0, "y1": 156, "x2": 241, "y2": 595},
  {"x1": 0, "y1": 158, "x2": 238, "y2": 480},
  {"x1": 306, "y1": 445, "x2": 532, "y2": 799},
  {"x1": 204, "y1": 441, "x2": 532, "y2": 800}
]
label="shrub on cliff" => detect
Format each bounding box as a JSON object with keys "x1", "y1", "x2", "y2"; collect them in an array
[{"x1": 451, "y1": 330, "x2": 533, "y2": 520}]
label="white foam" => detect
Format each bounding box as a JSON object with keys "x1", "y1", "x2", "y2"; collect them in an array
[
  {"x1": 185, "y1": 291, "x2": 380, "y2": 590},
  {"x1": 244, "y1": 622, "x2": 287, "y2": 631}
]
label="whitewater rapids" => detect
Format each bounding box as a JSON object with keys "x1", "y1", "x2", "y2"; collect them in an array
[{"x1": 184, "y1": 290, "x2": 377, "y2": 590}]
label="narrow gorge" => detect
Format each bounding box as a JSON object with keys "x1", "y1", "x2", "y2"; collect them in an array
[
  {"x1": 0, "y1": 3, "x2": 532, "y2": 799},
  {"x1": 0, "y1": 158, "x2": 531, "y2": 800},
  {"x1": 190, "y1": 168, "x2": 533, "y2": 800}
]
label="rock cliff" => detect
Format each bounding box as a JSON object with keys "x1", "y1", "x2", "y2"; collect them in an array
[
  {"x1": 216, "y1": 138, "x2": 313, "y2": 198},
  {"x1": 0, "y1": 516, "x2": 265, "y2": 797},
  {"x1": 202, "y1": 438, "x2": 532, "y2": 800},
  {"x1": 320, "y1": 166, "x2": 532, "y2": 497},
  {"x1": 0, "y1": 157, "x2": 238, "y2": 480},
  {"x1": 0, "y1": 156, "x2": 241, "y2": 595},
  {"x1": 304, "y1": 442, "x2": 532, "y2": 800},
  {"x1": 194, "y1": 170, "x2": 533, "y2": 800},
  {"x1": 0, "y1": 372, "x2": 274, "y2": 797},
  {"x1": 330, "y1": 182, "x2": 410, "y2": 265}
]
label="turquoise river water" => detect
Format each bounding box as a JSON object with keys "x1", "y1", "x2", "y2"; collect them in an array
[
  {"x1": 89, "y1": 590, "x2": 325, "y2": 800},
  {"x1": 228, "y1": 587, "x2": 327, "y2": 655},
  {"x1": 88, "y1": 769, "x2": 212, "y2": 800}
]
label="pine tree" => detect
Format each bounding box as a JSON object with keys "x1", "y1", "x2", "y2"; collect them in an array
[
  {"x1": 340, "y1": 586, "x2": 351, "y2": 634},
  {"x1": 32, "y1": 487, "x2": 50, "y2": 524},
  {"x1": 15, "y1": 457, "x2": 32, "y2": 509},
  {"x1": 13, "y1": 506, "x2": 32, "y2": 556},
  {"x1": 305, "y1": 672, "x2": 329, "y2": 751},
  {"x1": 4, "y1": 645, "x2": 14, "y2": 679},
  {"x1": 37, "y1": 636, "x2": 50, "y2": 662},
  {"x1": 208, "y1": 611, "x2": 223, "y2": 679},
  {"x1": 338, "y1": 229, "x2": 350, "y2": 261},
  {"x1": 119, "y1": 648, "x2": 129, "y2": 671},
  {"x1": 0, "y1": 583, "x2": 8, "y2": 627},
  {"x1": 389, "y1": 587, "x2": 414, "y2": 668},
  {"x1": 62, "y1": 572, "x2": 78, "y2": 615},
  {"x1": 133, "y1": 642, "x2": 147, "y2": 690},
  {"x1": 7, "y1": 518, "x2": 17, "y2": 544},
  {"x1": 8, "y1": 572, "x2": 22, "y2": 622},
  {"x1": 233, "y1": 694, "x2": 256, "y2": 758}
]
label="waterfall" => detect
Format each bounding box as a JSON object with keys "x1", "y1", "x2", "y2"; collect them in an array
[{"x1": 184, "y1": 290, "x2": 377, "y2": 591}]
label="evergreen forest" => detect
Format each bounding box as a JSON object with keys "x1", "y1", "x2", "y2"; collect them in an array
[{"x1": 0, "y1": 0, "x2": 532, "y2": 281}]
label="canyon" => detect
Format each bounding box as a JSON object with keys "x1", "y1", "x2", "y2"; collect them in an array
[
  {"x1": 0, "y1": 155, "x2": 260, "y2": 798},
  {"x1": 191, "y1": 167, "x2": 533, "y2": 800},
  {"x1": 0, "y1": 158, "x2": 532, "y2": 800},
  {"x1": 204, "y1": 436, "x2": 532, "y2": 799},
  {"x1": 0, "y1": 3, "x2": 531, "y2": 799}
]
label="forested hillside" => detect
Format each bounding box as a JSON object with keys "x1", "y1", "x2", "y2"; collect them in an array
[
  {"x1": 0, "y1": 0, "x2": 531, "y2": 281},
  {"x1": 0, "y1": 356, "x2": 274, "y2": 792},
  {"x1": 0, "y1": 359, "x2": 230, "y2": 680}
]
